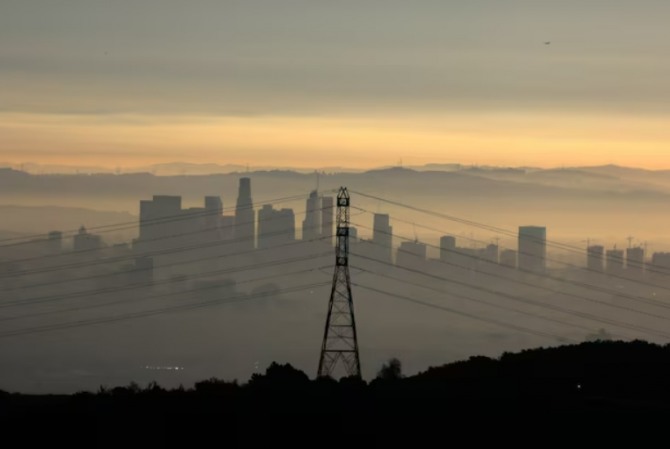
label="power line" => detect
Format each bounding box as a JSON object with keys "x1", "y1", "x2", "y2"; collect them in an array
[
  {"x1": 349, "y1": 246, "x2": 670, "y2": 340},
  {"x1": 351, "y1": 204, "x2": 670, "y2": 288},
  {"x1": 0, "y1": 249, "x2": 331, "y2": 310},
  {"x1": 0, "y1": 226, "x2": 332, "y2": 292},
  {"x1": 0, "y1": 205, "x2": 361, "y2": 280},
  {"x1": 354, "y1": 283, "x2": 571, "y2": 343},
  {"x1": 350, "y1": 264, "x2": 617, "y2": 339},
  {"x1": 350, "y1": 219, "x2": 670, "y2": 314},
  {"x1": 0, "y1": 192, "x2": 316, "y2": 249},
  {"x1": 350, "y1": 189, "x2": 668, "y2": 276},
  {"x1": 0, "y1": 192, "x2": 318, "y2": 267},
  {"x1": 0, "y1": 281, "x2": 330, "y2": 340},
  {"x1": 2, "y1": 265, "x2": 327, "y2": 323}
]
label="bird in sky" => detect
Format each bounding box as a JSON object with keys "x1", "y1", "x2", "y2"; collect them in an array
[{"x1": 544, "y1": 41, "x2": 551, "y2": 45}]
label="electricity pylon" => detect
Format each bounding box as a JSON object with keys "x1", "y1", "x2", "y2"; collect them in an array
[{"x1": 317, "y1": 187, "x2": 361, "y2": 378}]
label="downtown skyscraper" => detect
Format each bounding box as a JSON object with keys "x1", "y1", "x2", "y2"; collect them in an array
[{"x1": 235, "y1": 177, "x2": 255, "y2": 251}]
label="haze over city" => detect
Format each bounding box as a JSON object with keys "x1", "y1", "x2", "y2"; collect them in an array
[{"x1": 2, "y1": 2, "x2": 670, "y2": 434}]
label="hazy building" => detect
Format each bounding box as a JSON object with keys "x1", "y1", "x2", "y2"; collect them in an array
[
  {"x1": 258, "y1": 204, "x2": 295, "y2": 249},
  {"x1": 439, "y1": 235, "x2": 456, "y2": 263},
  {"x1": 73, "y1": 226, "x2": 102, "y2": 252},
  {"x1": 234, "y1": 177, "x2": 255, "y2": 250},
  {"x1": 349, "y1": 226, "x2": 358, "y2": 242},
  {"x1": 139, "y1": 195, "x2": 182, "y2": 242},
  {"x1": 396, "y1": 240, "x2": 427, "y2": 269},
  {"x1": 137, "y1": 195, "x2": 227, "y2": 253},
  {"x1": 372, "y1": 213, "x2": 393, "y2": 264},
  {"x1": 220, "y1": 215, "x2": 235, "y2": 240},
  {"x1": 606, "y1": 249, "x2": 625, "y2": 275},
  {"x1": 626, "y1": 246, "x2": 644, "y2": 275},
  {"x1": 518, "y1": 226, "x2": 546, "y2": 273},
  {"x1": 500, "y1": 249, "x2": 517, "y2": 269},
  {"x1": 302, "y1": 190, "x2": 321, "y2": 241},
  {"x1": 587, "y1": 245, "x2": 605, "y2": 273},
  {"x1": 204, "y1": 196, "x2": 223, "y2": 230},
  {"x1": 483, "y1": 244, "x2": 499, "y2": 264},
  {"x1": 321, "y1": 196, "x2": 334, "y2": 245}
]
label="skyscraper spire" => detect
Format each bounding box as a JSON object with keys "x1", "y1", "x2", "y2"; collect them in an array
[{"x1": 235, "y1": 177, "x2": 255, "y2": 251}]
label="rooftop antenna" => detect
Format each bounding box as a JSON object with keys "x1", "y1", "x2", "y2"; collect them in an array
[
  {"x1": 627, "y1": 235, "x2": 635, "y2": 249},
  {"x1": 413, "y1": 223, "x2": 418, "y2": 242},
  {"x1": 316, "y1": 170, "x2": 320, "y2": 194}
]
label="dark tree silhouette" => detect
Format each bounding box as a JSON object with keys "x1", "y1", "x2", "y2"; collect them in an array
[{"x1": 377, "y1": 357, "x2": 403, "y2": 380}]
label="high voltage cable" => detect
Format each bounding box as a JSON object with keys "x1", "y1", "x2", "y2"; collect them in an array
[
  {"x1": 0, "y1": 249, "x2": 331, "y2": 310},
  {"x1": 352, "y1": 250, "x2": 670, "y2": 340},
  {"x1": 350, "y1": 219, "x2": 670, "y2": 312},
  {"x1": 0, "y1": 223, "x2": 336, "y2": 291},
  {"x1": 350, "y1": 189, "x2": 665, "y2": 275},
  {"x1": 351, "y1": 204, "x2": 670, "y2": 287},
  {"x1": 349, "y1": 247, "x2": 670, "y2": 340},
  {"x1": 354, "y1": 283, "x2": 572, "y2": 343},
  {"x1": 0, "y1": 206, "x2": 358, "y2": 280},
  {"x1": 0, "y1": 192, "x2": 317, "y2": 265},
  {"x1": 0, "y1": 282, "x2": 330, "y2": 340},
  {"x1": 1, "y1": 266, "x2": 327, "y2": 323},
  {"x1": 352, "y1": 253, "x2": 670, "y2": 338},
  {"x1": 350, "y1": 264, "x2": 621, "y2": 339},
  {"x1": 0, "y1": 191, "x2": 322, "y2": 248}
]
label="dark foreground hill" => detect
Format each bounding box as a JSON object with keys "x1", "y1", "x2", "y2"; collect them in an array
[{"x1": 2, "y1": 340, "x2": 669, "y2": 445}]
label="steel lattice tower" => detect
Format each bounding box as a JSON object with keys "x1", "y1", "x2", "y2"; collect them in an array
[{"x1": 318, "y1": 187, "x2": 361, "y2": 378}]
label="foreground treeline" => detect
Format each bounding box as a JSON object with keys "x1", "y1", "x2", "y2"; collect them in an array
[{"x1": 2, "y1": 340, "x2": 670, "y2": 443}]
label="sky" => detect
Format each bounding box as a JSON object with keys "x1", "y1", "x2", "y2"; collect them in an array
[{"x1": 2, "y1": 0, "x2": 670, "y2": 169}]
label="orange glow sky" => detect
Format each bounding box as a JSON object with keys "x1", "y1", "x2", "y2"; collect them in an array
[
  {"x1": 2, "y1": 2, "x2": 670, "y2": 170},
  {"x1": 3, "y1": 112, "x2": 670, "y2": 170}
]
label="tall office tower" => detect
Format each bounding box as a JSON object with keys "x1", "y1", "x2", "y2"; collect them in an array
[
  {"x1": 139, "y1": 195, "x2": 182, "y2": 242},
  {"x1": 321, "y1": 196, "x2": 334, "y2": 245},
  {"x1": 257, "y1": 204, "x2": 296, "y2": 249},
  {"x1": 500, "y1": 249, "x2": 517, "y2": 268},
  {"x1": 220, "y1": 215, "x2": 235, "y2": 240},
  {"x1": 278, "y1": 208, "x2": 296, "y2": 243},
  {"x1": 587, "y1": 245, "x2": 605, "y2": 273},
  {"x1": 235, "y1": 177, "x2": 255, "y2": 251},
  {"x1": 204, "y1": 196, "x2": 223, "y2": 230},
  {"x1": 302, "y1": 190, "x2": 321, "y2": 241},
  {"x1": 606, "y1": 248, "x2": 625, "y2": 275},
  {"x1": 440, "y1": 235, "x2": 457, "y2": 263},
  {"x1": 626, "y1": 246, "x2": 644, "y2": 275},
  {"x1": 372, "y1": 213, "x2": 393, "y2": 264},
  {"x1": 518, "y1": 226, "x2": 547, "y2": 273}
]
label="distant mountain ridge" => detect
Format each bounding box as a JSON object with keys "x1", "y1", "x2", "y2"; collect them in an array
[{"x1": 5, "y1": 161, "x2": 670, "y2": 177}]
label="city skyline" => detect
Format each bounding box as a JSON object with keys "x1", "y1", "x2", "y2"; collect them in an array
[{"x1": 4, "y1": 2, "x2": 670, "y2": 414}]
